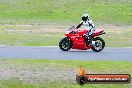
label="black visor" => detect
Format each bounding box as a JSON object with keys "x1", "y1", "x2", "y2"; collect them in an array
[{"x1": 82, "y1": 16, "x2": 88, "y2": 21}]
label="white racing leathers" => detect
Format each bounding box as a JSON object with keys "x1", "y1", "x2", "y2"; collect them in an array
[{"x1": 80, "y1": 20, "x2": 95, "y2": 36}]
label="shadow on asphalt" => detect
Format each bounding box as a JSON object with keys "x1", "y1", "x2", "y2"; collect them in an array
[{"x1": 60, "y1": 50, "x2": 104, "y2": 53}]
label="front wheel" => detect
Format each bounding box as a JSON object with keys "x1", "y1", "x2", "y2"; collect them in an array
[
  {"x1": 59, "y1": 37, "x2": 72, "y2": 51},
  {"x1": 91, "y1": 37, "x2": 105, "y2": 52}
]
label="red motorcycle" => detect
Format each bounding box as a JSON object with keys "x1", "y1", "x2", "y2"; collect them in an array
[{"x1": 59, "y1": 26, "x2": 105, "y2": 52}]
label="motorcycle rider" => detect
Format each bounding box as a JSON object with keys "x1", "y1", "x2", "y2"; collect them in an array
[{"x1": 76, "y1": 14, "x2": 95, "y2": 46}]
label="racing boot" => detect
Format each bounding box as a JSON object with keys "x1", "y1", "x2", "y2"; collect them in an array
[
  {"x1": 88, "y1": 36, "x2": 92, "y2": 46},
  {"x1": 88, "y1": 35, "x2": 96, "y2": 46},
  {"x1": 83, "y1": 34, "x2": 95, "y2": 46}
]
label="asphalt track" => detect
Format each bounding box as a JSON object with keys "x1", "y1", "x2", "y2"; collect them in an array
[{"x1": 0, "y1": 46, "x2": 132, "y2": 61}]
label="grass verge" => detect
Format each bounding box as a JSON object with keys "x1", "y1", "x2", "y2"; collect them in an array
[
  {"x1": 0, "y1": 25, "x2": 132, "y2": 47},
  {"x1": 0, "y1": 59, "x2": 131, "y2": 88},
  {"x1": 0, "y1": 0, "x2": 131, "y2": 25}
]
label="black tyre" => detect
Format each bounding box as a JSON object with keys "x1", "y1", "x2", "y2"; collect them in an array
[
  {"x1": 59, "y1": 37, "x2": 72, "y2": 51},
  {"x1": 91, "y1": 37, "x2": 105, "y2": 52}
]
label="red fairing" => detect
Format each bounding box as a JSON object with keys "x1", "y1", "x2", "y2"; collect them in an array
[
  {"x1": 64, "y1": 29, "x2": 87, "y2": 50},
  {"x1": 92, "y1": 29, "x2": 104, "y2": 37},
  {"x1": 64, "y1": 28, "x2": 104, "y2": 50}
]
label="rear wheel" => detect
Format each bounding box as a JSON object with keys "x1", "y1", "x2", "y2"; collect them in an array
[
  {"x1": 91, "y1": 37, "x2": 105, "y2": 52},
  {"x1": 59, "y1": 37, "x2": 72, "y2": 51}
]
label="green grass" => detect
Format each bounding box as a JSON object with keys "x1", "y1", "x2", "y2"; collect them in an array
[
  {"x1": 0, "y1": 59, "x2": 132, "y2": 88},
  {"x1": 104, "y1": 28, "x2": 132, "y2": 47},
  {"x1": 0, "y1": 33, "x2": 63, "y2": 46},
  {"x1": 0, "y1": 0, "x2": 131, "y2": 47},
  {"x1": 0, "y1": 80, "x2": 130, "y2": 88},
  {"x1": 11, "y1": 59, "x2": 132, "y2": 72},
  {"x1": 0, "y1": 25, "x2": 131, "y2": 47},
  {"x1": 0, "y1": 0, "x2": 131, "y2": 25}
]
